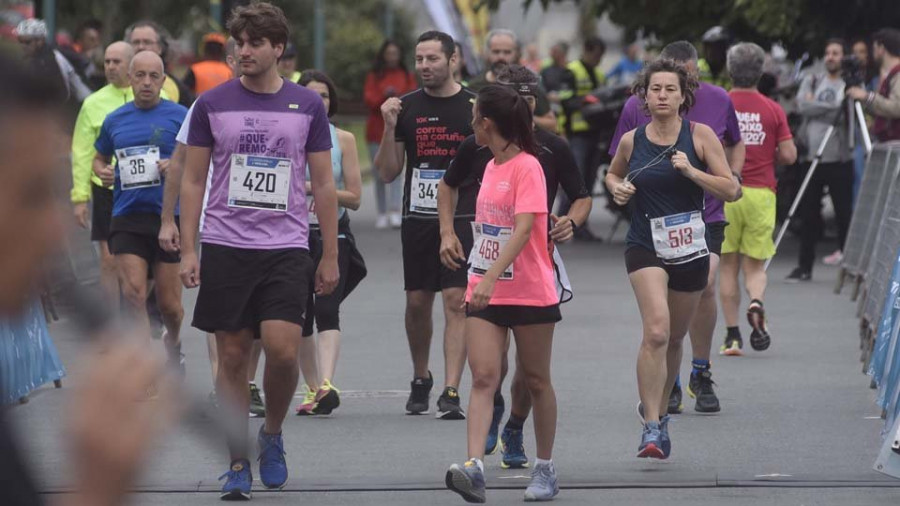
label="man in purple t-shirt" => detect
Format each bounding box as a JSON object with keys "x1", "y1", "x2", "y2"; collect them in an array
[
  {"x1": 179, "y1": 3, "x2": 340, "y2": 500},
  {"x1": 609, "y1": 41, "x2": 745, "y2": 416}
]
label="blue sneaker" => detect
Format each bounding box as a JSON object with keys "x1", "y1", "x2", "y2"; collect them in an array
[
  {"x1": 445, "y1": 460, "x2": 486, "y2": 503},
  {"x1": 524, "y1": 461, "x2": 559, "y2": 501},
  {"x1": 659, "y1": 415, "x2": 671, "y2": 459},
  {"x1": 500, "y1": 426, "x2": 529, "y2": 469},
  {"x1": 257, "y1": 427, "x2": 288, "y2": 489},
  {"x1": 485, "y1": 395, "x2": 504, "y2": 455},
  {"x1": 637, "y1": 421, "x2": 665, "y2": 459},
  {"x1": 218, "y1": 459, "x2": 252, "y2": 501}
]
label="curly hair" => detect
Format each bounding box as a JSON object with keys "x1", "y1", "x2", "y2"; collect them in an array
[{"x1": 631, "y1": 58, "x2": 698, "y2": 115}]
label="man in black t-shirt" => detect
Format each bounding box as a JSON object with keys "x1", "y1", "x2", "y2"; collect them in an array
[
  {"x1": 437, "y1": 65, "x2": 593, "y2": 468},
  {"x1": 374, "y1": 31, "x2": 475, "y2": 420}
]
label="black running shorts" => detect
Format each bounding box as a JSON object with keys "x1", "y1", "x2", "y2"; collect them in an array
[
  {"x1": 109, "y1": 230, "x2": 180, "y2": 264},
  {"x1": 706, "y1": 221, "x2": 727, "y2": 257},
  {"x1": 624, "y1": 246, "x2": 709, "y2": 293},
  {"x1": 90, "y1": 184, "x2": 113, "y2": 242},
  {"x1": 193, "y1": 243, "x2": 314, "y2": 337},
  {"x1": 401, "y1": 219, "x2": 472, "y2": 292},
  {"x1": 466, "y1": 304, "x2": 562, "y2": 328}
]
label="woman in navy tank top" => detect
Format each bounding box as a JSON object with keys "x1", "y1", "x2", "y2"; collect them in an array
[{"x1": 605, "y1": 59, "x2": 738, "y2": 460}]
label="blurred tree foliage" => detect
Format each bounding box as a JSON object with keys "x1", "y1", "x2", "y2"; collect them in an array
[
  {"x1": 487, "y1": 0, "x2": 900, "y2": 57},
  {"x1": 52, "y1": 0, "x2": 414, "y2": 101}
]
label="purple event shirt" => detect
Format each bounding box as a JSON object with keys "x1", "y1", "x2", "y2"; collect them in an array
[
  {"x1": 187, "y1": 79, "x2": 332, "y2": 250},
  {"x1": 608, "y1": 82, "x2": 741, "y2": 223}
]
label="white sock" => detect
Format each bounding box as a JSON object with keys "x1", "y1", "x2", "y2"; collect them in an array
[
  {"x1": 468, "y1": 458, "x2": 485, "y2": 472},
  {"x1": 535, "y1": 458, "x2": 553, "y2": 468}
]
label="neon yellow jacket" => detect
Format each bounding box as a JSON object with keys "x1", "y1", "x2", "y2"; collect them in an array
[
  {"x1": 70, "y1": 85, "x2": 171, "y2": 203},
  {"x1": 698, "y1": 59, "x2": 731, "y2": 90},
  {"x1": 562, "y1": 60, "x2": 606, "y2": 134}
]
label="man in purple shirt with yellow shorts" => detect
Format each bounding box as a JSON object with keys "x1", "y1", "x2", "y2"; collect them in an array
[
  {"x1": 179, "y1": 2, "x2": 340, "y2": 500},
  {"x1": 609, "y1": 41, "x2": 745, "y2": 416}
]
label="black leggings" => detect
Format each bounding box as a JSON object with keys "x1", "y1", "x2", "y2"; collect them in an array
[
  {"x1": 797, "y1": 161, "x2": 853, "y2": 272},
  {"x1": 302, "y1": 231, "x2": 351, "y2": 337}
]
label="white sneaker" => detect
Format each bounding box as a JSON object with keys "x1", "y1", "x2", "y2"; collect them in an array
[
  {"x1": 823, "y1": 250, "x2": 843, "y2": 266},
  {"x1": 389, "y1": 213, "x2": 402, "y2": 229},
  {"x1": 375, "y1": 215, "x2": 389, "y2": 229}
]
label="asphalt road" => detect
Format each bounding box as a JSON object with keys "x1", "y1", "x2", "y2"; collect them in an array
[{"x1": 11, "y1": 181, "x2": 900, "y2": 505}]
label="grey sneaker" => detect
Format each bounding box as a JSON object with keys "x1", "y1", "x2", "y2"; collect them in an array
[
  {"x1": 445, "y1": 460, "x2": 486, "y2": 503},
  {"x1": 524, "y1": 462, "x2": 559, "y2": 502},
  {"x1": 249, "y1": 383, "x2": 266, "y2": 418}
]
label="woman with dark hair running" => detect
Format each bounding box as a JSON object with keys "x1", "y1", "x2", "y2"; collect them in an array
[
  {"x1": 295, "y1": 70, "x2": 364, "y2": 416},
  {"x1": 364, "y1": 40, "x2": 417, "y2": 229},
  {"x1": 605, "y1": 59, "x2": 738, "y2": 460},
  {"x1": 445, "y1": 85, "x2": 561, "y2": 503}
]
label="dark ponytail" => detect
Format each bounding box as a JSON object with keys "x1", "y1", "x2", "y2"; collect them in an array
[{"x1": 476, "y1": 84, "x2": 538, "y2": 156}]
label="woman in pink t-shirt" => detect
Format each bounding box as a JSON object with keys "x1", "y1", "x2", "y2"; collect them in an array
[{"x1": 445, "y1": 85, "x2": 561, "y2": 503}]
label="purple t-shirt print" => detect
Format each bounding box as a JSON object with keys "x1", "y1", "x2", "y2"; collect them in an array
[
  {"x1": 608, "y1": 82, "x2": 741, "y2": 223},
  {"x1": 187, "y1": 79, "x2": 332, "y2": 250}
]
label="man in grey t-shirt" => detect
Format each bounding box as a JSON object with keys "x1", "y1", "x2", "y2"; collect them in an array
[{"x1": 787, "y1": 39, "x2": 853, "y2": 281}]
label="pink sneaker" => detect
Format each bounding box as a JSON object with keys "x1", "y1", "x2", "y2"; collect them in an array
[{"x1": 823, "y1": 250, "x2": 843, "y2": 266}]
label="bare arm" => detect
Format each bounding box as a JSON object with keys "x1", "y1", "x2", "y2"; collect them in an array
[
  {"x1": 725, "y1": 141, "x2": 746, "y2": 175},
  {"x1": 438, "y1": 179, "x2": 465, "y2": 269},
  {"x1": 179, "y1": 146, "x2": 211, "y2": 258},
  {"x1": 604, "y1": 130, "x2": 637, "y2": 206},
  {"x1": 161, "y1": 143, "x2": 185, "y2": 222},
  {"x1": 776, "y1": 138, "x2": 798, "y2": 166},
  {"x1": 309, "y1": 150, "x2": 340, "y2": 295},
  {"x1": 92, "y1": 153, "x2": 114, "y2": 187},
  {"x1": 681, "y1": 125, "x2": 739, "y2": 202},
  {"x1": 336, "y1": 129, "x2": 362, "y2": 210},
  {"x1": 373, "y1": 97, "x2": 406, "y2": 183}
]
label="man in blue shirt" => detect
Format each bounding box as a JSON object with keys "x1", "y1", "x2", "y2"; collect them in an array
[{"x1": 94, "y1": 50, "x2": 187, "y2": 371}]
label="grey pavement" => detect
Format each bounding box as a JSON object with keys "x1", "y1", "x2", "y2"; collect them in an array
[{"x1": 11, "y1": 181, "x2": 900, "y2": 505}]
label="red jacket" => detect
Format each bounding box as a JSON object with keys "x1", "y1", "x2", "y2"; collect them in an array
[{"x1": 364, "y1": 68, "x2": 418, "y2": 143}]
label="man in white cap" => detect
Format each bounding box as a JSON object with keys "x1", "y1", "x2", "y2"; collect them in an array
[{"x1": 16, "y1": 18, "x2": 91, "y2": 113}]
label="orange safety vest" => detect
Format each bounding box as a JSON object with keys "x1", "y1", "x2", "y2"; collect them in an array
[{"x1": 191, "y1": 60, "x2": 233, "y2": 95}]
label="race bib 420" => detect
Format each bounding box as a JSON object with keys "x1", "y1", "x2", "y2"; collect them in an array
[{"x1": 228, "y1": 154, "x2": 291, "y2": 212}]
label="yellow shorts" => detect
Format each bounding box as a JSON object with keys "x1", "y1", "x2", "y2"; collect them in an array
[{"x1": 722, "y1": 186, "x2": 776, "y2": 260}]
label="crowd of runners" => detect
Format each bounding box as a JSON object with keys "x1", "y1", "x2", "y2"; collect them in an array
[{"x1": 9, "y1": 0, "x2": 900, "y2": 502}]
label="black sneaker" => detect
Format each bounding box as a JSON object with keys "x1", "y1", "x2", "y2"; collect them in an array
[
  {"x1": 667, "y1": 383, "x2": 683, "y2": 414},
  {"x1": 686, "y1": 370, "x2": 721, "y2": 413},
  {"x1": 436, "y1": 386, "x2": 466, "y2": 420},
  {"x1": 406, "y1": 372, "x2": 433, "y2": 415},
  {"x1": 785, "y1": 267, "x2": 811, "y2": 283},
  {"x1": 747, "y1": 303, "x2": 771, "y2": 351}
]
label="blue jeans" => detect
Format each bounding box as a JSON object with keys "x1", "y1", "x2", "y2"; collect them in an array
[{"x1": 370, "y1": 142, "x2": 403, "y2": 214}]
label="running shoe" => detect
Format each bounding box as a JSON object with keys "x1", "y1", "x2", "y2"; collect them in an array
[
  {"x1": 436, "y1": 386, "x2": 466, "y2": 420},
  {"x1": 720, "y1": 336, "x2": 744, "y2": 356},
  {"x1": 445, "y1": 460, "x2": 486, "y2": 503},
  {"x1": 524, "y1": 461, "x2": 559, "y2": 502},
  {"x1": 637, "y1": 421, "x2": 665, "y2": 459},
  {"x1": 257, "y1": 427, "x2": 288, "y2": 489},
  {"x1": 747, "y1": 303, "x2": 771, "y2": 351},
  {"x1": 164, "y1": 338, "x2": 186, "y2": 378},
  {"x1": 389, "y1": 212, "x2": 403, "y2": 229},
  {"x1": 667, "y1": 383, "x2": 683, "y2": 414},
  {"x1": 406, "y1": 372, "x2": 433, "y2": 415},
  {"x1": 485, "y1": 395, "x2": 505, "y2": 455},
  {"x1": 219, "y1": 458, "x2": 252, "y2": 501},
  {"x1": 295, "y1": 387, "x2": 318, "y2": 416},
  {"x1": 249, "y1": 383, "x2": 265, "y2": 418},
  {"x1": 823, "y1": 249, "x2": 844, "y2": 266},
  {"x1": 686, "y1": 370, "x2": 721, "y2": 413},
  {"x1": 375, "y1": 214, "x2": 389, "y2": 229},
  {"x1": 314, "y1": 379, "x2": 341, "y2": 415},
  {"x1": 785, "y1": 267, "x2": 811, "y2": 283},
  {"x1": 659, "y1": 415, "x2": 672, "y2": 459},
  {"x1": 500, "y1": 426, "x2": 530, "y2": 469}
]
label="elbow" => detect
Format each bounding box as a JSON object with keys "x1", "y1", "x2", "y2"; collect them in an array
[{"x1": 725, "y1": 185, "x2": 741, "y2": 202}]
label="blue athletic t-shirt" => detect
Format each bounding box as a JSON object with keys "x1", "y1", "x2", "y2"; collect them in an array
[{"x1": 95, "y1": 100, "x2": 187, "y2": 218}]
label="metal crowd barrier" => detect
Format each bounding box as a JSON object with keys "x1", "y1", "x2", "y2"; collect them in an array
[
  {"x1": 837, "y1": 141, "x2": 900, "y2": 300},
  {"x1": 839, "y1": 142, "x2": 900, "y2": 479}
]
